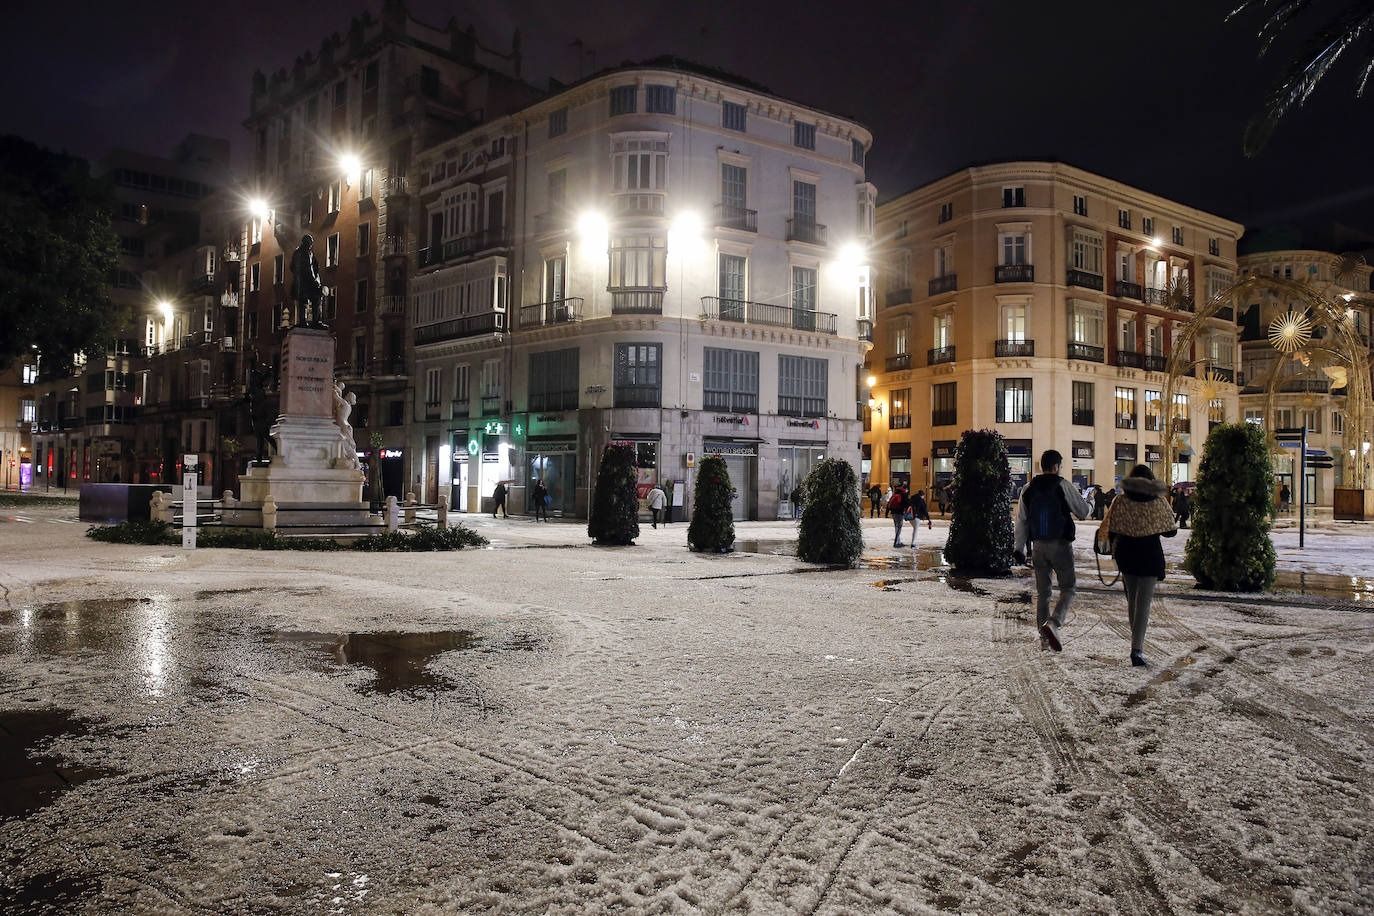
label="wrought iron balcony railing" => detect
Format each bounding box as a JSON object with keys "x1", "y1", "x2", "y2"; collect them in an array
[
  {"x1": 995, "y1": 339, "x2": 1035, "y2": 357},
  {"x1": 699, "y1": 297, "x2": 837, "y2": 334},
  {"x1": 785, "y1": 218, "x2": 827, "y2": 246},
  {"x1": 884, "y1": 353, "x2": 911, "y2": 372},
  {"x1": 928, "y1": 346, "x2": 956, "y2": 365},
  {"x1": 928, "y1": 274, "x2": 958, "y2": 296},
  {"x1": 1114, "y1": 280, "x2": 1143, "y2": 300},
  {"x1": 1067, "y1": 343, "x2": 1104, "y2": 362},
  {"x1": 414, "y1": 311, "x2": 504, "y2": 345},
  {"x1": 995, "y1": 264, "x2": 1034, "y2": 283},
  {"x1": 520, "y1": 297, "x2": 584, "y2": 328},
  {"x1": 1066, "y1": 268, "x2": 1103, "y2": 291},
  {"x1": 612, "y1": 289, "x2": 664, "y2": 315},
  {"x1": 714, "y1": 203, "x2": 757, "y2": 232}
]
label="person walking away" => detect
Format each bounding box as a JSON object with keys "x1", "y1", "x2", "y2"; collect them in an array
[
  {"x1": 883, "y1": 484, "x2": 894, "y2": 518},
  {"x1": 492, "y1": 481, "x2": 508, "y2": 519},
  {"x1": 662, "y1": 480, "x2": 674, "y2": 524},
  {"x1": 1092, "y1": 485, "x2": 1106, "y2": 521},
  {"x1": 1172, "y1": 487, "x2": 1191, "y2": 528},
  {"x1": 1278, "y1": 483, "x2": 1291, "y2": 514},
  {"x1": 868, "y1": 483, "x2": 883, "y2": 519},
  {"x1": 647, "y1": 483, "x2": 667, "y2": 528},
  {"x1": 1102, "y1": 465, "x2": 1177, "y2": 667},
  {"x1": 889, "y1": 486, "x2": 909, "y2": 547},
  {"x1": 531, "y1": 479, "x2": 550, "y2": 522},
  {"x1": 908, "y1": 489, "x2": 932, "y2": 544},
  {"x1": 1013, "y1": 450, "x2": 1092, "y2": 652},
  {"x1": 936, "y1": 485, "x2": 947, "y2": 517}
]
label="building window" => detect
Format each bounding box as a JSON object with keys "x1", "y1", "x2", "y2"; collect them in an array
[
  {"x1": 355, "y1": 278, "x2": 368, "y2": 314},
  {"x1": 21, "y1": 363, "x2": 38, "y2": 385},
  {"x1": 892, "y1": 317, "x2": 910, "y2": 356},
  {"x1": 1172, "y1": 393, "x2": 1190, "y2": 428},
  {"x1": 718, "y1": 253, "x2": 747, "y2": 303},
  {"x1": 722, "y1": 99, "x2": 747, "y2": 131},
  {"x1": 645, "y1": 84, "x2": 676, "y2": 114},
  {"x1": 938, "y1": 202, "x2": 953, "y2": 224},
  {"x1": 1070, "y1": 227, "x2": 1103, "y2": 275},
  {"x1": 479, "y1": 358, "x2": 502, "y2": 402},
  {"x1": 1334, "y1": 410, "x2": 1345, "y2": 434},
  {"x1": 424, "y1": 367, "x2": 442, "y2": 406},
  {"x1": 851, "y1": 139, "x2": 865, "y2": 166},
  {"x1": 548, "y1": 107, "x2": 568, "y2": 138},
  {"x1": 1209, "y1": 399, "x2": 1227, "y2": 426},
  {"x1": 328, "y1": 181, "x2": 341, "y2": 213},
  {"x1": 611, "y1": 136, "x2": 669, "y2": 193},
  {"x1": 326, "y1": 233, "x2": 340, "y2": 267},
  {"x1": 357, "y1": 222, "x2": 370, "y2": 256},
  {"x1": 1118, "y1": 208, "x2": 1131, "y2": 229},
  {"x1": 547, "y1": 169, "x2": 567, "y2": 211},
  {"x1": 897, "y1": 219, "x2": 909, "y2": 238},
  {"x1": 889, "y1": 387, "x2": 911, "y2": 429},
  {"x1": 794, "y1": 121, "x2": 816, "y2": 150},
  {"x1": 1001, "y1": 301, "x2": 1027, "y2": 342},
  {"x1": 933, "y1": 310, "x2": 952, "y2": 349},
  {"x1": 935, "y1": 241, "x2": 954, "y2": 277},
  {"x1": 609, "y1": 85, "x2": 637, "y2": 116},
  {"x1": 791, "y1": 266, "x2": 818, "y2": 317},
  {"x1": 614, "y1": 344, "x2": 661, "y2": 407},
  {"x1": 1072, "y1": 381, "x2": 1095, "y2": 426},
  {"x1": 1115, "y1": 387, "x2": 1137, "y2": 428},
  {"x1": 703, "y1": 347, "x2": 759, "y2": 413},
  {"x1": 20, "y1": 398, "x2": 35, "y2": 423},
  {"x1": 1073, "y1": 194, "x2": 1087, "y2": 216},
  {"x1": 995, "y1": 378, "x2": 1032, "y2": 423},
  {"x1": 721, "y1": 163, "x2": 747, "y2": 212},
  {"x1": 1172, "y1": 226, "x2": 1185, "y2": 245},
  {"x1": 387, "y1": 400, "x2": 404, "y2": 427},
  {"x1": 1068, "y1": 301, "x2": 1104, "y2": 346},
  {"x1": 1208, "y1": 237, "x2": 1220, "y2": 256},
  {"x1": 528, "y1": 348, "x2": 580, "y2": 412},
  {"x1": 792, "y1": 180, "x2": 817, "y2": 228},
  {"x1": 1002, "y1": 186, "x2": 1025, "y2": 208},
  {"x1": 249, "y1": 262, "x2": 261, "y2": 292},
  {"x1": 779, "y1": 355, "x2": 827, "y2": 417},
  {"x1": 609, "y1": 235, "x2": 667, "y2": 289},
  {"x1": 359, "y1": 168, "x2": 374, "y2": 200},
  {"x1": 932, "y1": 382, "x2": 957, "y2": 426},
  {"x1": 453, "y1": 365, "x2": 470, "y2": 405},
  {"x1": 999, "y1": 231, "x2": 1028, "y2": 265},
  {"x1": 1244, "y1": 409, "x2": 1263, "y2": 427},
  {"x1": 1142, "y1": 216, "x2": 1155, "y2": 237},
  {"x1": 273, "y1": 254, "x2": 284, "y2": 286},
  {"x1": 1144, "y1": 389, "x2": 1163, "y2": 430},
  {"x1": 1302, "y1": 407, "x2": 1321, "y2": 433}
]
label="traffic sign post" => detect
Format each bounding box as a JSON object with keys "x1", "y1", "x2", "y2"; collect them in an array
[
  {"x1": 1274, "y1": 428, "x2": 1307, "y2": 549},
  {"x1": 182, "y1": 454, "x2": 198, "y2": 550}
]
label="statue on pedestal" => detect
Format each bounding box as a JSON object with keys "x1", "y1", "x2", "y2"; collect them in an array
[{"x1": 272, "y1": 220, "x2": 329, "y2": 329}]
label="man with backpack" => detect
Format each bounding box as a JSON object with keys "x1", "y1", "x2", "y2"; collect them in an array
[{"x1": 1013, "y1": 450, "x2": 1092, "y2": 652}]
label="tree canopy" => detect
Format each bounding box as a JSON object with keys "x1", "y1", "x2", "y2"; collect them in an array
[{"x1": 0, "y1": 135, "x2": 124, "y2": 372}]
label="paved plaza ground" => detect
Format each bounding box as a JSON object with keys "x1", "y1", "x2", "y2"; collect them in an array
[{"x1": 1, "y1": 501, "x2": 1371, "y2": 914}]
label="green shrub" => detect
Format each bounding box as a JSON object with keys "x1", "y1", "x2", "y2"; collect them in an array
[
  {"x1": 797, "y1": 458, "x2": 863, "y2": 566},
  {"x1": 85, "y1": 519, "x2": 177, "y2": 545},
  {"x1": 0, "y1": 493, "x2": 80, "y2": 508},
  {"x1": 944, "y1": 429, "x2": 1014, "y2": 575},
  {"x1": 353, "y1": 524, "x2": 487, "y2": 551},
  {"x1": 1184, "y1": 422, "x2": 1277, "y2": 591},
  {"x1": 588, "y1": 443, "x2": 640, "y2": 546},
  {"x1": 687, "y1": 454, "x2": 735, "y2": 552}
]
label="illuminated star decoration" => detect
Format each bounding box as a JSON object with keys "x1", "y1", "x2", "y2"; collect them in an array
[{"x1": 1268, "y1": 310, "x2": 1313, "y2": 353}]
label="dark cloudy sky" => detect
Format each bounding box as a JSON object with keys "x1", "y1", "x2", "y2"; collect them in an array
[{"x1": 4, "y1": 0, "x2": 1370, "y2": 234}]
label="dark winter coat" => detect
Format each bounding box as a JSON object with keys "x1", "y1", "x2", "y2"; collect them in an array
[
  {"x1": 493, "y1": 483, "x2": 507, "y2": 504},
  {"x1": 1105, "y1": 476, "x2": 1177, "y2": 580},
  {"x1": 910, "y1": 493, "x2": 930, "y2": 520}
]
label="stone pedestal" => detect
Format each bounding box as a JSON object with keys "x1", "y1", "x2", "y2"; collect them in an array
[{"x1": 233, "y1": 328, "x2": 378, "y2": 531}]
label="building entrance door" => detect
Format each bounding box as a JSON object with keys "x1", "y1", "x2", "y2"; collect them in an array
[
  {"x1": 722, "y1": 454, "x2": 752, "y2": 521},
  {"x1": 424, "y1": 435, "x2": 439, "y2": 504}
]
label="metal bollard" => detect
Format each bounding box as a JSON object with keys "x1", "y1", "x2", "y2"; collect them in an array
[
  {"x1": 262, "y1": 495, "x2": 278, "y2": 532},
  {"x1": 385, "y1": 495, "x2": 400, "y2": 531},
  {"x1": 437, "y1": 494, "x2": 449, "y2": 530}
]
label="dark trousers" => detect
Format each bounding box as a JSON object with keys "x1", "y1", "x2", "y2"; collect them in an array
[
  {"x1": 650, "y1": 508, "x2": 661, "y2": 527},
  {"x1": 1031, "y1": 539, "x2": 1076, "y2": 629},
  {"x1": 493, "y1": 500, "x2": 507, "y2": 518}
]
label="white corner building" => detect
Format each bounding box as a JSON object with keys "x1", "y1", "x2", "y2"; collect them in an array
[{"x1": 406, "y1": 62, "x2": 875, "y2": 519}]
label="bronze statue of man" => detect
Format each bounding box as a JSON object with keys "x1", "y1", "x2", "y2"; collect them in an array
[{"x1": 289, "y1": 233, "x2": 328, "y2": 328}]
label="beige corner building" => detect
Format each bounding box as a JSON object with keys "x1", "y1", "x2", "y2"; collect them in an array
[
  {"x1": 1236, "y1": 244, "x2": 1373, "y2": 506},
  {"x1": 864, "y1": 162, "x2": 1243, "y2": 497}
]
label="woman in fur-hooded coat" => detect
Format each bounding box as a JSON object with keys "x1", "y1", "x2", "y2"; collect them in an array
[{"x1": 1102, "y1": 465, "x2": 1177, "y2": 666}]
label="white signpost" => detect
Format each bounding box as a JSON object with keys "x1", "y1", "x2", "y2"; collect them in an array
[{"x1": 182, "y1": 454, "x2": 198, "y2": 549}]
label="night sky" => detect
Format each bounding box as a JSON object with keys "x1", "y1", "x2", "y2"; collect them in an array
[{"x1": 5, "y1": 0, "x2": 1371, "y2": 235}]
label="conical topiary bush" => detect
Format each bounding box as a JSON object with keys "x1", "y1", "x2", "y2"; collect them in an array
[
  {"x1": 1184, "y1": 422, "x2": 1276, "y2": 591},
  {"x1": 688, "y1": 454, "x2": 735, "y2": 552},
  {"x1": 588, "y1": 443, "x2": 640, "y2": 545},
  {"x1": 944, "y1": 429, "x2": 1014, "y2": 575},
  {"x1": 797, "y1": 457, "x2": 863, "y2": 566}
]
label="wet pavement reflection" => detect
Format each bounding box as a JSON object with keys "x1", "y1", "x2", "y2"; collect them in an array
[{"x1": 0, "y1": 708, "x2": 118, "y2": 821}]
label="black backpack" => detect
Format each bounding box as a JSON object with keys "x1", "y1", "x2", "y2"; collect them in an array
[{"x1": 1025, "y1": 476, "x2": 1072, "y2": 542}]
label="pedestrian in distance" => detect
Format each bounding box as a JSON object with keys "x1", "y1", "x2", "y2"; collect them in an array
[
  {"x1": 1013, "y1": 449, "x2": 1092, "y2": 652},
  {"x1": 1278, "y1": 483, "x2": 1292, "y2": 514},
  {"x1": 868, "y1": 483, "x2": 883, "y2": 518},
  {"x1": 935, "y1": 485, "x2": 947, "y2": 517},
  {"x1": 1092, "y1": 485, "x2": 1107, "y2": 521},
  {"x1": 790, "y1": 485, "x2": 805, "y2": 520},
  {"x1": 1100, "y1": 464, "x2": 1177, "y2": 667},
  {"x1": 889, "y1": 485, "x2": 909, "y2": 548},
  {"x1": 531, "y1": 479, "x2": 550, "y2": 522},
  {"x1": 906, "y1": 488, "x2": 933, "y2": 545},
  {"x1": 492, "y1": 481, "x2": 509, "y2": 519},
  {"x1": 883, "y1": 484, "x2": 894, "y2": 518},
  {"x1": 1172, "y1": 486, "x2": 1191, "y2": 528},
  {"x1": 647, "y1": 482, "x2": 667, "y2": 528}
]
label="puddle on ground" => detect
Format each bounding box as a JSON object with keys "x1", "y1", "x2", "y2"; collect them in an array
[
  {"x1": 1123, "y1": 647, "x2": 1206, "y2": 707},
  {"x1": 0, "y1": 870, "x2": 102, "y2": 912},
  {"x1": 195, "y1": 585, "x2": 325, "y2": 600},
  {"x1": 273, "y1": 630, "x2": 539, "y2": 695},
  {"x1": 737, "y1": 540, "x2": 949, "y2": 573},
  {"x1": 1162, "y1": 563, "x2": 1374, "y2": 604},
  {"x1": 0, "y1": 708, "x2": 119, "y2": 821}
]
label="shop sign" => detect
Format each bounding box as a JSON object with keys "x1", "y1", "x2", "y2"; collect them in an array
[
  {"x1": 528, "y1": 437, "x2": 578, "y2": 454},
  {"x1": 1145, "y1": 446, "x2": 1164, "y2": 462},
  {"x1": 1072, "y1": 442, "x2": 1094, "y2": 459},
  {"x1": 703, "y1": 440, "x2": 758, "y2": 457},
  {"x1": 713, "y1": 415, "x2": 750, "y2": 425},
  {"x1": 786, "y1": 418, "x2": 820, "y2": 429},
  {"x1": 483, "y1": 420, "x2": 505, "y2": 435},
  {"x1": 931, "y1": 442, "x2": 956, "y2": 458},
  {"x1": 381, "y1": 448, "x2": 403, "y2": 459},
  {"x1": 535, "y1": 414, "x2": 565, "y2": 423}
]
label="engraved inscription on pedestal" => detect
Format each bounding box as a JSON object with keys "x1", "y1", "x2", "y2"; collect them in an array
[{"x1": 279, "y1": 329, "x2": 334, "y2": 418}]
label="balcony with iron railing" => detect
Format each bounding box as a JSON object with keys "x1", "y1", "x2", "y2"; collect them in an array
[
  {"x1": 379, "y1": 295, "x2": 406, "y2": 316},
  {"x1": 928, "y1": 274, "x2": 958, "y2": 296},
  {"x1": 441, "y1": 229, "x2": 511, "y2": 262},
  {"x1": 1207, "y1": 365, "x2": 1237, "y2": 383},
  {"x1": 997, "y1": 411, "x2": 1034, "y2": 424},
  {"x1": 381, "y1": 234, "x2": 408, "y2": 258},
  {"x1": 1144, "y1": 354, "x2": 1167, "y2": 372},
  {"x1": 1067, "y1": 342, "x2": 1104, "y2": 362},
  {"x1": 371, "y1": 356, "x2": 408, "y2": 378},
  {"x1": 451, "y1": 399, "x2": 469, "y2": 419},
  {"x1": 414, "y1": 311, "x2": 504, "y2": 345},
  {"x1": 779, "y1": 395, "x2": 826, "y2": 418},
  {"x1": 613, "y1": 289, "x2": 665, "y2": 315},
  {"x1": 995, "y1": 264, "x2": 1034, "y2": 283},
  {"x1": 884, "y1": 353, "x2": 911, "y2": 372},
  {"x1": 1116, "y1": 413, "x2": 1138, "y2": 429},
  {"x1": 714, "y1": 203, "x2": 757, "y2": 232},
  {"x1": 383, "y1": 174, "x2": 408, "y2": 196},
  {"x1": 481, "y1": 395, "x2": 503, "y2": 416},
  {"x1": 785, "y1": 218, "x2": 827, "y2": 246},
  {"x1": 931, "y1": 409, "x2": 958, "y2": 427},
  {"x1": 699, "y1": 296, "x2": 838, "y2": 334},
  {"x1": 857, "y1": 318, "x2": 873, "y2": 342},
  {"x1": 885, "y1": 287, "x2": 912, "y2": 307},
  {"x1": 1144, "y1": 415, "x2": 1162, "y2": 431},
  {"x1": 424, "y1": 401, "x2": 441, "y2": 421},
  {"x1": 889, "y1": 414, "x2": 912, "y2": 429},
  {"x1": 928, "y1": 346, "x2": 956, "y2": 365},
  {"x1": 1116, "y1": 349, "x2": 1144, "y2": 369},
  {"x1": 995, "y1": 339, "x2": 1035, "y2": 357},
  {"x1": 1072, "y1": 409, "x2": 1095, "y2": 426},
  {"x1": 1215, "y1": 306, "x2": 1235, "y2": 322},
  {"x1": 1066, "y1": 268, "x2": 1104, "y2": 291},
  {"x1": 520, "y1": 297, "x2": 584, "y2": 328},
  {"x1": 1145, "y1": 287, "x2": 1167, "y2": 305},
  {"x1": 704, "y1": 390, "x2": 758, "y2": 413},
  {"x1": 1114, "y1": 280, "x2": 1143, "y2": 300}
]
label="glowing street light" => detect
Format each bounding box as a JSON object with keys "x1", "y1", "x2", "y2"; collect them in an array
[
  {"x1": 339, "y1": 152, "x2": 361, "y2": 185},
  {"x1": 157, "y1": 300, "x2": 174, "y2": 323},
  {"x1": 576, "y1": 210, "x2": 608, "y2": 243},
  {"x1": 837, "y1": 241, "x2": 868, "y2": 269},
  {"x1": 248, "y1": 197, "x2": 271, "y2": 221},
  {"x1": 866, "y1": 374, "x2": 877, "y2": 389}
]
